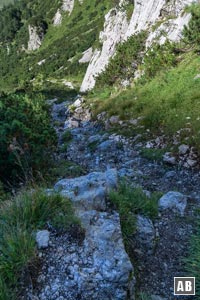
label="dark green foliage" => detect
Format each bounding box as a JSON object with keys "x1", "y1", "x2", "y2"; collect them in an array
[
  {"x1": 0, "y1": 188, "x2": 80, "y2": 300},
  {"x1": 96, "y1": 32, "x2": 147, "y2": 86},
  {"x1": 0, "y1": 92, "x2": 56, "y2": 186},
  {"x1": 183, "y1": 3, "x2": 200, "y2": 47},
  {"x1": 29, "y1": 16, "x2": 48, "y2": 34},
  {"x1": 62, "y1": 130, "x2": 72, "y2": 143},
  {"x1": 0, "y1": 5, "x2": 22, "y2": 42},
  {"x1": 142, "y1": 41, "x2": 177, "y2": 79}
]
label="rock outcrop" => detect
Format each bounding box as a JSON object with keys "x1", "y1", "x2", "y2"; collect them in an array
[
  {"x1": 47, "y1": 169, "x2": 133, "y2": 300},
  {"x1": 53, "y1": 0, "x2": 75, "y2": 26},
  {"x1": 80, "y1": 7, "x2": 128, "y2": 92},
  {"x1": 28, "y1": 25, "x2": 44, "y2": 51},
  {"x1": 79, "y1": 47, "x2": 93, "y2": 64},
  {"x1": 36, "y1": 230, "x2": 50, "y2": 249},
  {"x1": 81, "y1": 0, "x2": 196, "y2": 92},
  {"x1": 125, "y1": 0, "x2": 195, "y2": 43}
]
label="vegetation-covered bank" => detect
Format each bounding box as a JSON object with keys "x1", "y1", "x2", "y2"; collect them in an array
[
  {"x1": 89, "y1": 54, "x2": 200, "y2": 152},
  {"x1": 87, "y1": 3, "x2": 200, "y2": 155},
  {"x1": 0, "y1": 0, "x2": 127, "y2": 93},
  {"x1": 0, "y1": 92, "x2": 56, "y2": 192}
]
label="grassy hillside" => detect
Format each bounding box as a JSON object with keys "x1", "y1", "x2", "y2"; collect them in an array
[
  {"x1": 90, "y1": 53, "x2": 200, "y2": 149},
  {"x1": 86, "y1": 3, "x2": 200, "y2": 156},
  {"x1": 0, "y1": 0, "x2": 122, "y2": 93}
]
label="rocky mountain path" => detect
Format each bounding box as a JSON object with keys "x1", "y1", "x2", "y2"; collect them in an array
[{"x1": 25, "y1": 96, "x2": 200, "y2": 300}]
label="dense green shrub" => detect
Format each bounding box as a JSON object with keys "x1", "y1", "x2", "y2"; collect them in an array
[
  {"x1": 142, "y1": 41, "x2": 177, "y2": 79},
  {"x1": 183, "y1": 3, "x2": 200, "y2": 47},
  {"x1": 0, "y1": 92, "x2": 56, "y2": 186},
  {"x1": 96, "y1": 31, "x2": 147, "y2": 86},
  {"x1": 0, "y1": 5, "x2": 22, "y2": 42}
]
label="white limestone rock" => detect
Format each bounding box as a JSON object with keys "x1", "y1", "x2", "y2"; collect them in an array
[
  {"x1": 53, "y1": 169, "x2": 134, "y2": 299},
  {"x1": 53, "y1": 0, "x2": 74, "y2": 26},
  {"x1": 81, "y1": 0, "x2": 196, "y2": 91},
  {"x1": 62, "y1": 80, "x2": 74, "y2": 89},
  {"x1": 80, "y1": 8, "x2": 128, "y2": 92},
  {"x1": 79, "y1": 47, "x2": 93, "y2": 64},
  {"x1": 36, "y1": 230, "x2": 50, "y2": 249},
  {"x1": 77, "y1": 210, "x2": 134, "y2": 300},
  {"x1": 125, "y1": 0, "x2": 166, "y2": 38},
  {"x1": 135, "y1": 215, "x2": 155, "y2": 254},
  {"x1": 37, "y1": 59, "x2": 46, "y2": 66},
  {"x1": 125, "y1": 0, "x2": 195, "y2": 47},
  {"x1": 163, "y1": 152, "x2": 176, "y2": 165},
  {"x1": 178, "y1": 144, "x2": 190, "y2": 155},
  {"x1": 53, "y1": 9, "x2": 63, "y2": 26},
  {"x1": 62, "y1": 0, "x2": 74, "y2": 14},
  {"x1": 28, "y1": 25, "x2": 44, "y2": 51}
]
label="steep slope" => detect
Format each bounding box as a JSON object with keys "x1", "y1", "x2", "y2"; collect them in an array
[
  {"x1": 0, "y1": 0, "x2": 120, "y2": 92},
  {"x1": 80, "y1": 5, "x2": 129, "y2": 92},
  {"x1": 0, "y1": 0, "x2": 196, "y2": 93},
  {"x1": 81, "y1": 0, "x2": 196, "y2": 91}
]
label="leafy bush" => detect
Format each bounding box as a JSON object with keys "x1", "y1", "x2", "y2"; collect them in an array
[
  {"x1": 0, "y1": 92, "x2": 56, "y2": 186},
  {"x1": 0, "y1": 188, "x2": 80, "y2": 300}
]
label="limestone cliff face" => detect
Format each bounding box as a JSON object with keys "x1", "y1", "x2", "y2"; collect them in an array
[
  {"x1": 81, "y1": 0, "x2": 196, "y2": 92},
  {"x1": 27, "y1": 25, "x2": 44, "y2": 51},
  {"x1": 80, "y1": 7, "x2": 128, "y2": 92},
  {"x1": 126, "y1": 0, "x2": 195, "y2": 46},
  {"x1": 53, "y1": 0, "x2": 75, "y2": 26}
]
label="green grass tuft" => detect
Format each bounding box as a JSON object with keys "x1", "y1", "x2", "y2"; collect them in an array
[
  {"x1": 0, "y1": 188, "x2": 79, "y2": 300},
  {"x1": 109, "y1": 183, "x2": 161, "y2": 247}
]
